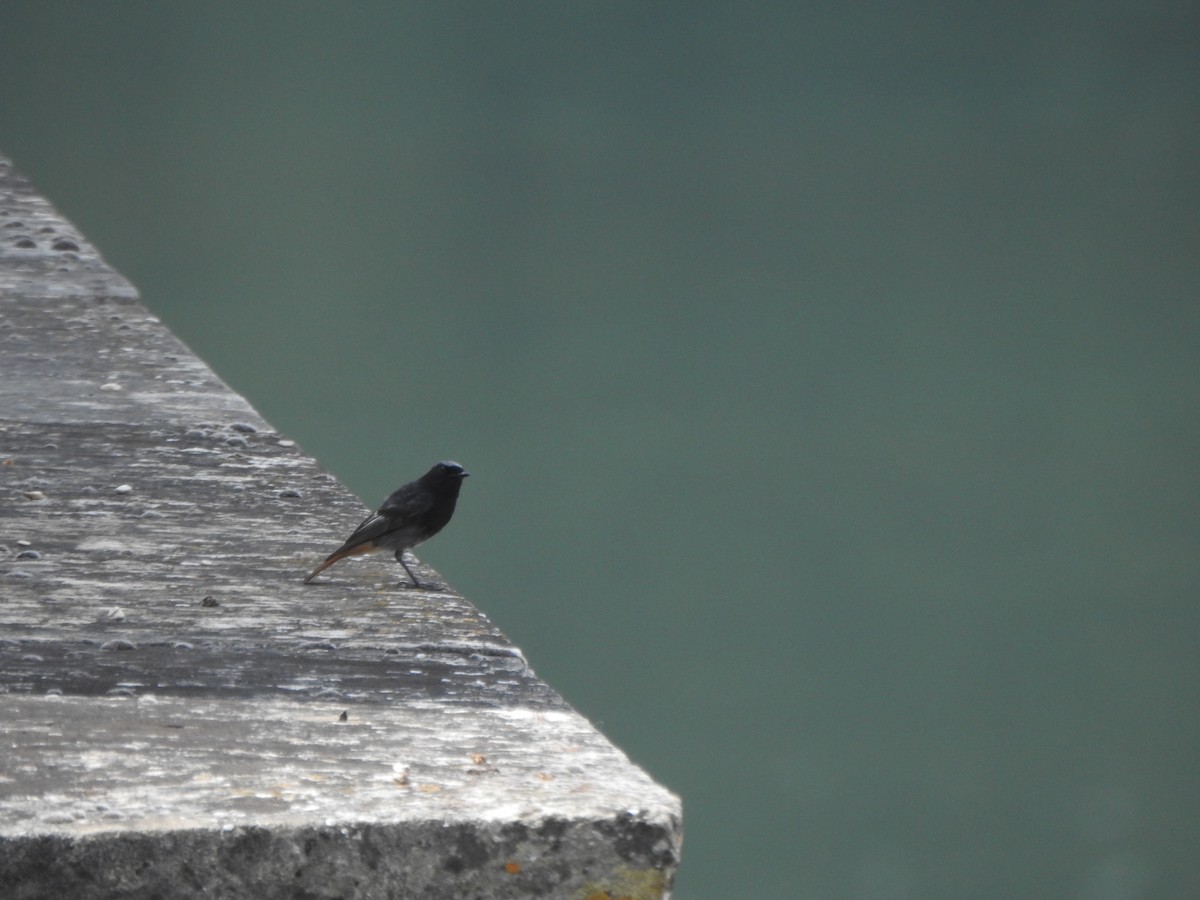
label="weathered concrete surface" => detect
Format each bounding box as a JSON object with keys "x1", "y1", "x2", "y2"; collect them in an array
[{"x1": 0, "y1": 155, "x2": 682, "y2": 898}]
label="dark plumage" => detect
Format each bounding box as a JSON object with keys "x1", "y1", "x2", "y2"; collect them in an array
[{"x1": 304, "y1": 460, "x2": 469, "y2": 588}]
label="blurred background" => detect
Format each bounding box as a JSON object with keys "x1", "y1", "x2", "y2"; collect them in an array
[{"x1": 2, "y1": 3, "x2": 1197, "y2": 897}]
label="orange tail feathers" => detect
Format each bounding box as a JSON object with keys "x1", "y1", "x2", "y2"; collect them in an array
[{"x1": 303, "y1": 542, "x2": 377, "y2": 583}]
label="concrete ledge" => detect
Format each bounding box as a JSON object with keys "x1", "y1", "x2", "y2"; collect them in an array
[{"x1": 0, "y1": 155, "x2": 682, "y2": 898}]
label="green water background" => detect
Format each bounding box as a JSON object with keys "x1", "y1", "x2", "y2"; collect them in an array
[{"x1": 3, "y1": 4, "x2": 1198, "y2": 897}]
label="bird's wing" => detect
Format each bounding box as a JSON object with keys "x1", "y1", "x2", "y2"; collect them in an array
[
  {"x1": 378, "y1": 482, "x2": 436, "y2": 520},
  {"x1": 330, "y1": 510, "x2": 395, "y2": 552},
  {"x1": 330, "y1": 484, "x2": 435, "y2": 553}
]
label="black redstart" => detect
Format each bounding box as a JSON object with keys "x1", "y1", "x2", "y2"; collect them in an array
[{"x1": 304, "y1": 460, "x2": 469, "y2": 588}]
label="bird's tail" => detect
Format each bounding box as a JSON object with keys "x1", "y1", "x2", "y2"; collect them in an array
[{"x1": 303, "y1": 542, "x2": 376, "y2": 583}]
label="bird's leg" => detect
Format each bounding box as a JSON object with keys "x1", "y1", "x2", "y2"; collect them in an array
[{"x1": 395, "y1": 550, "x2": 422, "y2": 589}]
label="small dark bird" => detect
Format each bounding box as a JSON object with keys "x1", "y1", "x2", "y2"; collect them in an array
[{"x1": 304, "y1": 460, "x2": 469, "y2": 588}]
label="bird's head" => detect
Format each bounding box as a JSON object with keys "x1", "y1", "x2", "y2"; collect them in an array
[{"x1": 432, "y1": 460, "x2": 469, "y2": 480}]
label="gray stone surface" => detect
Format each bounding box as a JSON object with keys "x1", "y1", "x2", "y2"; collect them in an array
[{"x1": 0, "y1": 155, "x2": 682, "y2": 898}]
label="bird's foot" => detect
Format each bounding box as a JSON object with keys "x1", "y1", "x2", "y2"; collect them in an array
[{"x1": 398, "y1": 579, "x2": 444, "y2": 591}]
